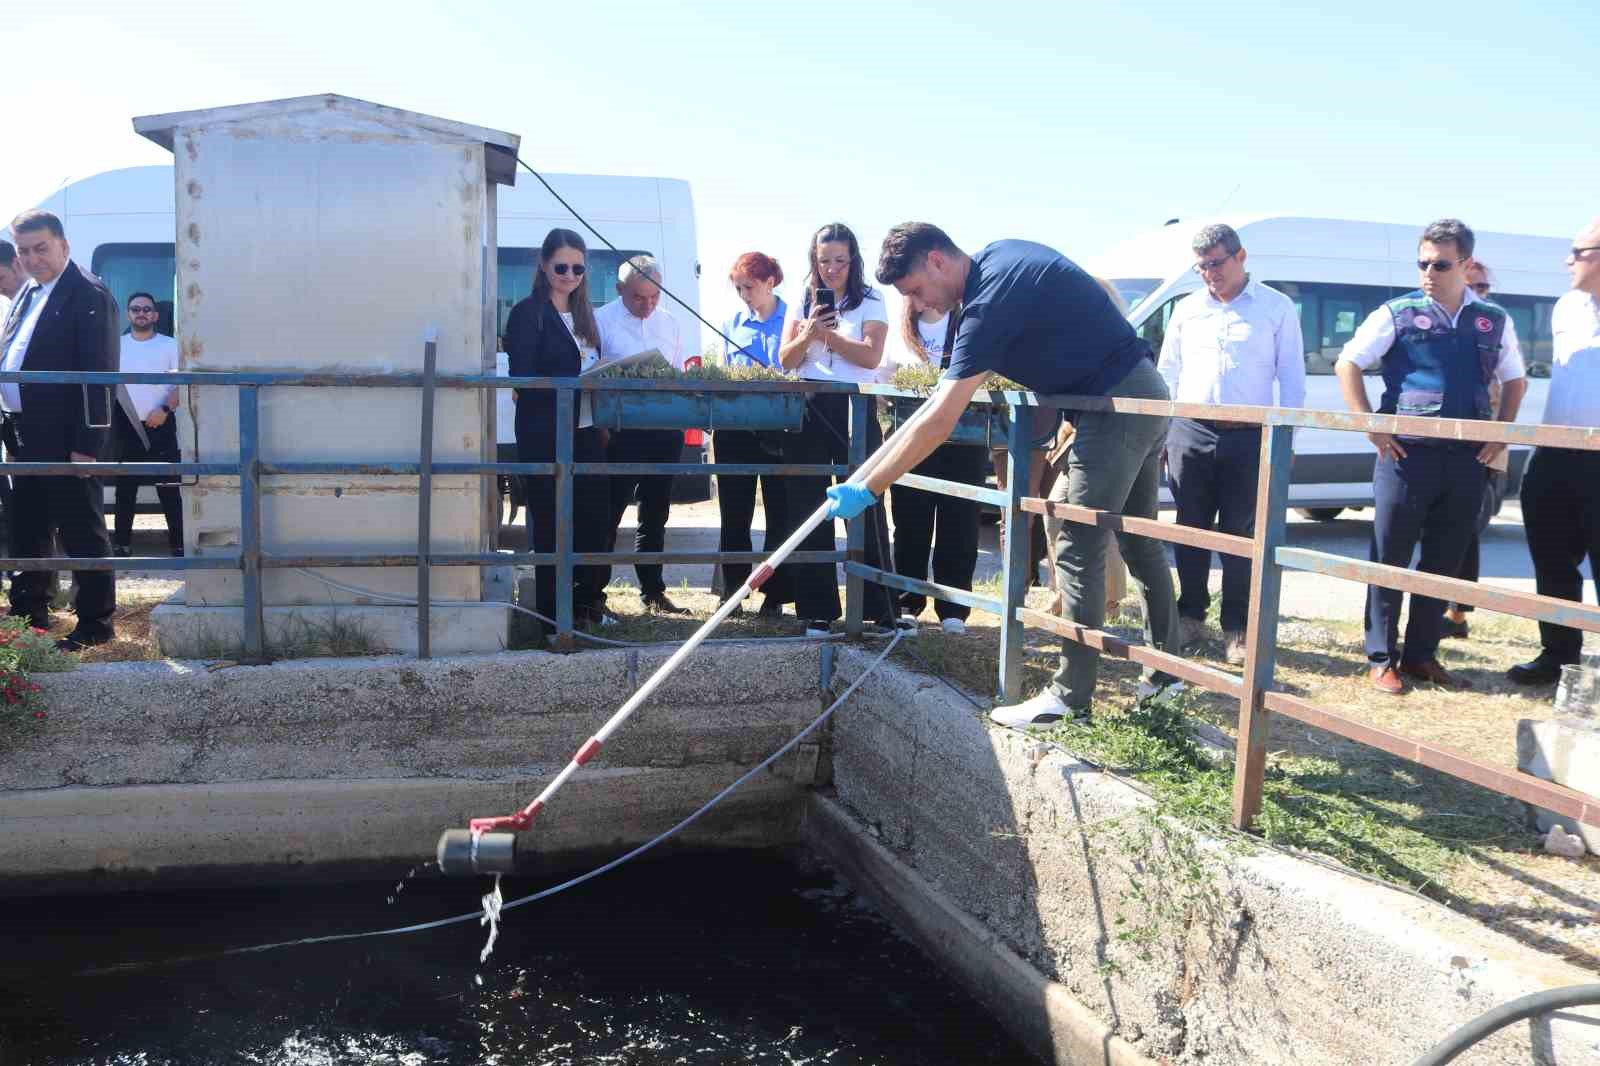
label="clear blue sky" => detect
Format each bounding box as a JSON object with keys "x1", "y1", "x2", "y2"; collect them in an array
[{"x1": 8, "y1": 1, "x2": 1596, "y2": 342}]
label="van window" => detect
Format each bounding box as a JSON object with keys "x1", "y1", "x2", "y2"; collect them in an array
[
  {"x1": 1135, "y1": 293, "x2": 1185, "y2": 354},
  {"x1": 1109, "y1": 278, "x2": 1160, "y2": 313},
  {"x1": 1264, "y1": 280, "x2": 1557, "y2": 376},
  {"x1": 90, "y1": 242, "x2": 176, "y2": 336},
  {"x1": 496, "y1": 248, "x2": 651, "y2": 338}
]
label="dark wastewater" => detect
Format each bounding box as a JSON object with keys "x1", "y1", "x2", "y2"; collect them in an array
[{"x1": 0, "y1": 850, "x2": 1040, "y2": 1065}]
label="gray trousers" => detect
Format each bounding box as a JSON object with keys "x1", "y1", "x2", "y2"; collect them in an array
[{"x1": 1046, "y1": 359, "x2": 1181, "y2": 709}]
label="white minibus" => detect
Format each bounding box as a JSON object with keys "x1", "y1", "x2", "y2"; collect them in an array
[
  {"x1": 23, "y1": 164, "x2": 704, "y2": 517},
  {"x1": 1091, "y1": 215, "x2": 1566, "y2": 517}
]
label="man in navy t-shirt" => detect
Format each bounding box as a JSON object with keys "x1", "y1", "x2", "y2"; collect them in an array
[{"x1": 827, "y1": 222, "x2": 1181, "y2": 725}]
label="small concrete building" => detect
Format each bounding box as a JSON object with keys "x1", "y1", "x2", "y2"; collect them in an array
[{"x1": 137, "y1": 94, "x2": 517, "y2": 656}]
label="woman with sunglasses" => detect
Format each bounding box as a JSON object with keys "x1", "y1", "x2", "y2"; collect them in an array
[
  {"x1": 716, "y1": 252, "x2": 792, "y2": 611},
  {"x1": 503, "y1": 228, "x2": 612, "y2": 631},
  {"x1": 774, "y1": 222, "x2": 899, "y2": 634}
]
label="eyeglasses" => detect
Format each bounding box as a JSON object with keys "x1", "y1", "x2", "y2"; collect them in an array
[
  {"x1": 129, "y1": 306, "x2": 157, "y2": 314},
  {"x1": 1416, "y1": 258, "x2": 1464, "y2": 273},
  {"x1": 1192, "y1": 253, "x2": 1236, "y2": 274},
  {"x1": 551, "y1": 263, "x2": 587, "y2": 277},
  {"x1": 1570, "y1": 246, "x2": 1600, "y2": 261}
]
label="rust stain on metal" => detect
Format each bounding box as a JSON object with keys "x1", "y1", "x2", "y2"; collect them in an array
[
  {"x1": 1017, "y1": 606, "x2": 1244, "y2": 698},
  {"x1": 186, "y1": 283, "x2": 203, "y2": 303},
  {"x1": 187, "y1": 223, "x2": 201, "y2": 245},
  {"x1": 186, "y1": 180, "x2": 203, "y2": 199},
  {"x1": 1022, "y1": 498, "x2": 1254, "y2": 558}
]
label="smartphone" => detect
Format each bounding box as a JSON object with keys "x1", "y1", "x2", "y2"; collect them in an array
[{"x1": 815, "y1": 287, "x2": 836, "y2": 316}]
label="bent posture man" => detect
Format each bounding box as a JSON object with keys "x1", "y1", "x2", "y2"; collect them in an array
[
  {"x1": 835, "y1": 222, "x2": 1181, "y2": 726},
  {"x1": 0, "y1": 210, "x2": 119, "y2": 649},
  {"x1": 595, "y1": 256, "x2": 689, "y2": 613},
  {"x1": 1158, "y1": 223, "x2": 1304, "y2": 664},
  {"x1": 1508, "y1": 218, "x2": 1600, "y2": 685},
  {"x1": 1335, "y1": 219, "x2": 1525, "y2": 694}
]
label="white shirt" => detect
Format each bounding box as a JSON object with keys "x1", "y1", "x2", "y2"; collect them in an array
[
  {"x1": 120, "y1": 332, "x2": 181, "y2": 419},
  {"x1": 1, "y1": 273, "x2": 63, "y2": 413},
  {"x1": 891, "y1": 313, "x2": 953, "y2": 370},
  {"x1": 594, "y1": 297, "x2": 683, "y2": 368},
  {"x1": 1544, "y1": 290, "x2": 1600, "y2": 428},
  {"x1": 1337, "y1": 289, "x2": 1526, "y2": 382},
  {"x1": 1157, "y1": 278, "x2": 1307, "y2": 408},
  {"x1": 783, "y1": 288, "x2": 890, "y2": 384},
  {"x1": 559, "y1": 311, "x2": 600, "y2": 428}
]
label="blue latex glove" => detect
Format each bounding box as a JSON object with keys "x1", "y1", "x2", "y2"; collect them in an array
[{"x1": 826, "y1": 482, "x2": 879, "y2": 520}]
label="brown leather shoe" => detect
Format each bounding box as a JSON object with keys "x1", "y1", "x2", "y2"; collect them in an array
[
  {"x1": 1399, "y1": 659, "x2": 1473, "y2": 690},
  {"x1": 1368, "y1": 665, "x2": 1406, "y2": 695}
]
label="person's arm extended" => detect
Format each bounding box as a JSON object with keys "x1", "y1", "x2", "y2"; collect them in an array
[
  {"x1": 827, "y1": 320, "x2": 887, "y2": 370},
  {"x1": 861, "y1": 372, "x2": 987, "y2": 496},
  {"x1": 1335, "y1": 358, "x2": 1406, "y2": 460}
]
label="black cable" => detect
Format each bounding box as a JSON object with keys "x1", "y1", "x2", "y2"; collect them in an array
[{"x1": 1410, "y1": 984, "x2": 1600, "y2": 1065}]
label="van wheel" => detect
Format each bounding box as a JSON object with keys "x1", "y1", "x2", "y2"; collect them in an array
[{"x1": 1296, "y1": 507, "x2": 1344, "y2": 522}]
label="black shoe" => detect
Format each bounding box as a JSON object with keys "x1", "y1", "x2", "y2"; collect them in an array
[
  {"x1": 1507, "y1": 652, "x2": 1571, "y2": 686},
  {"x1": 56, "y1": 628, "x2": 114, "y2": 653},
  {"x1": 112, "y1": 545, "x2": 132, "y2": 558},
  {"x1": 1439, "y1": 615, "x2": 1469, "y2": 639},
  {"x1": 642, "y1": 592, "x2": 690, "y2": 615},
  {"x1": 9, "y1": 609, "x2": 49, "y2": 631}
]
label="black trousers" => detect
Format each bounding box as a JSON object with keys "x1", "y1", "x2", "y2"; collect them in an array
[
  {"x1": 1365, "y1": 446, "x2": 1483, "y2": 666},
  {"x1": 1, "y1": 420, "x2": 115, "y2": 631},
  {"x1": 606, "y1": 429, "x2": 681, "y2": 598},
  {"x1": 776, "y1": 394, "x2": 896, "y2": 625},
  {"x1": 520, "y1": 423, "x2": 610, "y2": 625},
  {"x1": 714, "y1": 429, "x2": 789, "y2": 601},
  {"x1": 1450, "y1": 468, "x2": 1508, "y2": 614},
  {"x1": 889, "y1": 441, "x2": 986, "y2": 621},
  {"x1": 112, "y1": 411, "x2": 184, "y2": 555},
  {"x1": 1521, "y1": 446, "x2": 1600, "y2": 662},
  {"x1": 1166, "y1": 418, "x2": 1260, "y2": 634}
]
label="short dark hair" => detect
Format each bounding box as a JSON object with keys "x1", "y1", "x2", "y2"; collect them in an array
[
  {"x1": 876, "y1": 222, "x2": 961, "y2": 285},
  {"x1": 127, "y1": 292, "x2": 158, "y2": 308},
  {"x1": 1420, "y1": 218, "x2": 1474, "y2": 257},
  {"x1": 10, "y1": 209, "x2": 65, "y2": 240},
  {"x1": 1191, "y1": 223, "x2": 1242, "y2": 257},
  {"x1": 0, "y1": 240, "x2": 14, "y2": 268}
]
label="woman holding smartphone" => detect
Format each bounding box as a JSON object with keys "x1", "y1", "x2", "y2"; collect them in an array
[
  {"x1": 774, "y1": 223, "x2": 898, "y2": 634},
  {"x1": 716, "y1": 252, "x2": 791, "y2": 610},
  {"x1": 887, "y1": 303, "x2": 988, "y2": 634},
  {"x1": 503, "y1": 228, "x2": 612, "y2": 630}
]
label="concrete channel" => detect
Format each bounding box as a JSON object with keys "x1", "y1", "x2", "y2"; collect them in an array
[{"x1": 2, "y1": 644, "x2": 1597, "y2": 1064}]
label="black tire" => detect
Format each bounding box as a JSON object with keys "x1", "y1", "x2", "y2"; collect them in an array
[{"x1": 1296, "y1": 507, "x2": 1344, "y2": 522}]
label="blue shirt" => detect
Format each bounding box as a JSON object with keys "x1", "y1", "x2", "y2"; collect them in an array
[
  {"x1": 723, "y1": 296, "x2": 787, "y2": 369},
  {"x1": 943, "y1": 240, "x2": 1149, "y2": 395}
]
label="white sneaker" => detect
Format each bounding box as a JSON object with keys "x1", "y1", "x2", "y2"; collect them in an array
[
  {"x1": 1136, "y1": 678, "x2": 1185, "y2": 702},
  {"x1": 989, "y1": 691, "x2": 1079, "y2": 728},
  {"x1": 940, "y1": 617, "x2": 967, "y2": 636}
]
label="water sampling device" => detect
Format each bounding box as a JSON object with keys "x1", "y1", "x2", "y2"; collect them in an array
[{"x1": 435, "y1": 391, "x2": 943, "y2": 877}]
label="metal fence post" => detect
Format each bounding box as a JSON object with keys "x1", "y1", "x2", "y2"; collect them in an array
[
  {"x1": 1232, "y1": 423, "x2": 1293, "y2": 829},
  {"x1": 845, "y1": 391, "x2": 868, "y2": 637},
  {"x1": 416, "y1": 335, "x2": 437, "y2": 660},
  {"x1": 999, "y1": 404, "x2": 1033, "y2": 702},
  {"x1": 554, "y1": 385, "x2": 576, "y2": 648},
  {"x1": 238, "y1": 385, "x2": 264, "y2": 658}
]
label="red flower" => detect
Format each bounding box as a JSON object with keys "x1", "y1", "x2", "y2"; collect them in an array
[{"x1": 32, "y1": 711, "x2": 45, "y2": 719}]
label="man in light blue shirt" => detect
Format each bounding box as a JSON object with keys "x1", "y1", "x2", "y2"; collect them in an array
[{"x1": 1157, "y1": 224, "x2": 1304, "y2": 664}]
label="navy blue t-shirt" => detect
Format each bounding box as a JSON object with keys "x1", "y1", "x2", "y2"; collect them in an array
[{"x1": 942, "y1": 240, "x2": 1150, "y2": 395}]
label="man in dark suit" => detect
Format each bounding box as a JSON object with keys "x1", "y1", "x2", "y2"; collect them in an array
[{"x1": 1, "y1": 210, "x2": 119, "y2": 649}]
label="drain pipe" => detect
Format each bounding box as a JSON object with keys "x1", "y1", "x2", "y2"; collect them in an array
[
  {"x1": 437, "y1": 390, "x2": 939, "y2": 876},
  {"x1": 1410, "y1": 984, "x2": 1600, "y2": 1065}
]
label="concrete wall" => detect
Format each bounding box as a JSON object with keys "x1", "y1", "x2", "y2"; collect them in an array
[
  {"x1": 0, "y1": 645, "x2": 827, "y2": 895},
  {"x1": 823, "y1": 648, "x2": 1600, "y2": 1066}
]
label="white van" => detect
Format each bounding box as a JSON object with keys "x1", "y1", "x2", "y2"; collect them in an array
[
  {"x1": 1091, "y1": 216, "x2": 1567, "y2": 517},
  {"x1": 25, "y1": 164, "x2": 704, "y2": 516}
]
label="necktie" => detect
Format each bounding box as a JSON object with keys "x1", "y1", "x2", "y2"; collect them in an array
[{"x1": 0, "y1": 284, "x2": 38, "y2": 357}]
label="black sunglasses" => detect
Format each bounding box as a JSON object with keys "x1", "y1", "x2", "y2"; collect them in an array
[
  {"x1": 1570, "y1": 245, "x2": 1600, "y2": 260},
  {"x1": 551, "y1": 263, "x2": 587, "y2": 277},
  {"x1": 129, "y1": 306, "x2": 157, "y2": 313},
  {"x1": 1416, "y1": 258, "x2": 1463, "y2": 273}
]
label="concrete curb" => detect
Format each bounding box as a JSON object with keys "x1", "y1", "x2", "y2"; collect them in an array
[{"x1": 803, "y1": 791, "x2": 1157, "y2": 1066}]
